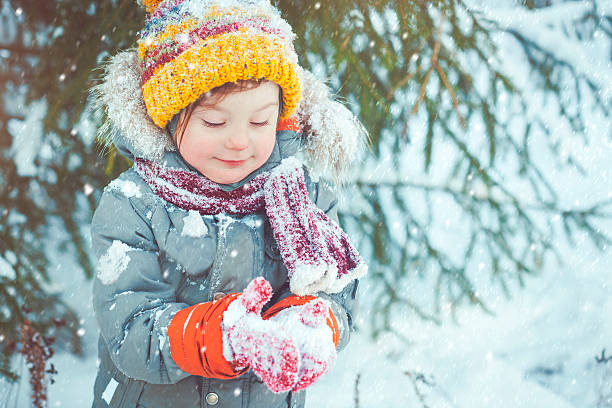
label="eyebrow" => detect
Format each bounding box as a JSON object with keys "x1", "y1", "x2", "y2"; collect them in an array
[{"x1": 197, "y1": 101, "x2": 279, "y2": 113}]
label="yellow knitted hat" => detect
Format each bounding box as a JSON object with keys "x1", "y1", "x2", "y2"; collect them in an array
[{"x1": 137, "y1": 0, "x2": 302, "y2": 128}]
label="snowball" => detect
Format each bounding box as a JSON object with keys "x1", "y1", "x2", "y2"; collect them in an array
[
  {"x1": 272, "y1": 305, "x2": 336, "y2": 363},
  {"x1": 108, "y1": 179, "x2": 142, "y2": 198},
  {"x1": 182, "y1": 210, "x2": 209, "y2": 238},
  {"x1": 97, "y1": 241, "x2": 135, "y2": 285}
]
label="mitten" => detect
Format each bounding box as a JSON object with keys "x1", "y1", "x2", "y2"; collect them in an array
[
  {"x1": 263, "y1": 295, "x2": 339, "y2": 391},
  {"x1": 221, "y1": 277, "x2": 300, "y2": 393},
  {"x1": 168, "y1": 277, "x2": 300, "y2": 393}
]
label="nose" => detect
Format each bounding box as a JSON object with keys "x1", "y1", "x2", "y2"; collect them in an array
[{"x1": 224, "y1": 127, "x2": 249, "y2": 150}]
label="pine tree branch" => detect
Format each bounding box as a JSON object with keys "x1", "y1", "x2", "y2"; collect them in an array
[
  {"x1": 0, "y1": 44, "x2": 42, "y2": 55},
  {"x1": 434, "y1": 61, "x2": 466, "y2": 128},
  {"x1": 410, "y1": 12, "x2": 443, "y2": 115}
]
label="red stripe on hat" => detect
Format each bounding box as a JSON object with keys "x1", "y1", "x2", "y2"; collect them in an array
[{"x1": 276, "y1": 116, "x2": 301, "y2": 132}]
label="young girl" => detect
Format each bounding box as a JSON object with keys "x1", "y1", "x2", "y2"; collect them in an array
[{"x1": 90, "y1": 0, "x2": 368, "y2": 407}]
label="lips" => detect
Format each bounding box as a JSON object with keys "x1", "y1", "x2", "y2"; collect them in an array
[{"x1": 217, "y1": 158, "x2": 247, "y2": 167}]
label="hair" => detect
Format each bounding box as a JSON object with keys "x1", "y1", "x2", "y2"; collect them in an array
[{"x1": 173, "y1": 79, "x2": 284, "y2": 149}]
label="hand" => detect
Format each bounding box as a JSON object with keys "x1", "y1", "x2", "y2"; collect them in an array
[
  {"x1": 264, "y1": 297, "x2": 337, "y2": 391},
  {"x1": 221, "y1": 277, "x2": 300, "y2": 393}
]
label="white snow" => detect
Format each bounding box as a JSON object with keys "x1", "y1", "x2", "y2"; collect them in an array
[
  {"x1": 240, "y1": 214, "x2": 264, "y2": 229},
  {"x1": 478, "y1": 2, "x2": 612, "y2": 102},
  {"x1": 180, "y1": 0, "x2": 294, "y2": 40},
  {"x1": 0, "y1": 256, "x2": 15, "y2": 280},
  {"x1": 101, "y1": 378, "x2": 119, "y2": 404},
  {"x1": 107, "y1": 178, "x2": 142, "y2": 198},
  {"x1": 271, "y1": 301, "x2": 337, "y2": 367},
  {"x1": 3, "y1": 250, "x2": 17, "y2": 265},
  {"x1": 7, "y1": 99, "x2": 47, "y2": 177},
  {"x1": 96, "y1": 240, "x2": 135, "y2": 285},
  {"x1": 182, "y1": 210, "x2": 209, "y2": 238}
]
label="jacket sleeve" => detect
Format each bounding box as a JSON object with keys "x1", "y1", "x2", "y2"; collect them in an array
[{"x1": 91, "y1": 180, "x2": 216, "y2": 385}]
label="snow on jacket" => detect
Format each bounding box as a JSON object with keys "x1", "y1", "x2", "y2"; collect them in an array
[{"x1": 90, "y1": 137, "x2": 359, "y2": 408}]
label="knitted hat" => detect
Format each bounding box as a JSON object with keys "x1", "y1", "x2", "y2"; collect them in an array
[
  {"x1": 137, "y1": 0, "x2": 301, "y2": 128},
  {"x1": 92, "y1": 0, "x2": 369, "y2": 183}
]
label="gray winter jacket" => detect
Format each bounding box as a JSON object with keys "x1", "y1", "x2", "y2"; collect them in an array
[{"x1": 90, "y1": 133, "x2": 359, "y2": 408}]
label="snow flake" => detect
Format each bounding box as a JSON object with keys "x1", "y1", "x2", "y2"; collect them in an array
[
  {"x1": 97, "y1": 241, "x2": 136, "y2": 285},
  {"x1": 182, "y1": 210, "x2": 209, "y2": 237}
]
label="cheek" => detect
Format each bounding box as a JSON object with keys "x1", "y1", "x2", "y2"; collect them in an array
[
  {"x1": 187, "y1": 122, "x2": 216, "y2": 148},
  {"x1": 178, "y1": 129, "x2": 215, "y2": 160},
  {"x1": 257, "y1": 130, "x2": 277, "y2": 156}
]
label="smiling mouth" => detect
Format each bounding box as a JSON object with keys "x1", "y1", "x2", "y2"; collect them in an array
[{"x1": 217, "y1": 158, "x2": 247, "y2": 166}]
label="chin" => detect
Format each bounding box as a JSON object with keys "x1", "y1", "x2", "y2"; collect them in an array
[{"x1": 207, "y1": 170, "x2": 250, "y2": 185}]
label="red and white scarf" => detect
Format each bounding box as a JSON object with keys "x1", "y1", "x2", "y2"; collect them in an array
[{"x1": 134, "y1": 156, "x2": 367, "y2": 295}]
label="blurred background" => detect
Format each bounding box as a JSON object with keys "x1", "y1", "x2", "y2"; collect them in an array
[{"x1": 0, "y1": 0, "x2": 611, "y2": 406}]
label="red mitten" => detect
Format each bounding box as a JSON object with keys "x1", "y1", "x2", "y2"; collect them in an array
[
  {"x1": 263, "y1": 295, "x2": 339, "y2": 391},
  {"x1": 221, "y1": 278, "x2": 300, "y2": 393},
  {"x1": 168, "y1": 277, "x2": 300, "y2": 392}
]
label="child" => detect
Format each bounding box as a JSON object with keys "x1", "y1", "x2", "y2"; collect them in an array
[{"x1": 90, "y1": 0, "x2": 368, "y2": 407}]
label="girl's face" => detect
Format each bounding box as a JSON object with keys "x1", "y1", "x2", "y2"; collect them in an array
[{"x1": 176, "y1": 81, "x2": 280, "y2": 184}]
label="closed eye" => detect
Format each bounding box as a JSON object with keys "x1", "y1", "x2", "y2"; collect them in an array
[
  {"x1": 201, "y1": 120, "x2": 270, "y2": 127},
  {"x1": 202, "y1": 120, "x2": 224, "y2": 127}
]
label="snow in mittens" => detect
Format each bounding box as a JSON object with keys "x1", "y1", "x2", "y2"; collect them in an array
[
  {"x1": 269, "y1": 298, "x2": 337, "y2": 391},
  {"x1": 222, "y1": 278, "x2": 300, "y2": 392}
]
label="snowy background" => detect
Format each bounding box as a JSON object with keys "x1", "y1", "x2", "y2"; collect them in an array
[{"x1": 1, "y1": 0, "x2": 611, "y2": 407}]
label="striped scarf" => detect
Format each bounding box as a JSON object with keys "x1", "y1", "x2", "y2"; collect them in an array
[{"x1": 134, "y1": 156, "x2": 367, "y2": 295}]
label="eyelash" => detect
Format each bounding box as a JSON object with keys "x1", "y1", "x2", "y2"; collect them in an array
[{"x1": 202, "y1": 120, "x2": 270, "y2": 128}]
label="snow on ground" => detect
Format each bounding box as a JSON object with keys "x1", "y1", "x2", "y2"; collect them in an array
[{"x1": 308, "y1": 223, "x2": 611, "y2": 407}]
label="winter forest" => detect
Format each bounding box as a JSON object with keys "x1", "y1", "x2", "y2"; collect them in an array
[{"x1": 0, "y1": 0, "x2": 611, "y2": 406}]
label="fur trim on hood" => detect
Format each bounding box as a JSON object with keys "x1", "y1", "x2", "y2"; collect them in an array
[{"x1": 90, "y1": 49, "x2": 369, "y2": 183}]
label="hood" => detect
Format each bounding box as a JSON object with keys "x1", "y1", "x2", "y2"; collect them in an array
[{"x1": 90, "y1": 49, "x2": 369, "y2": 183}]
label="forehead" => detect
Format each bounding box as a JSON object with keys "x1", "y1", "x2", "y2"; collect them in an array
[{"x1": 195, "y1": 82, "x2": 280, "y2": 114}]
